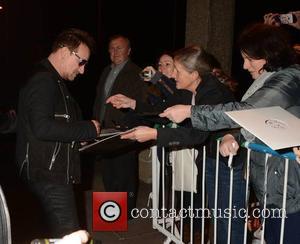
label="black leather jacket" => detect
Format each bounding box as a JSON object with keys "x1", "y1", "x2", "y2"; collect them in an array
[{"x1": 16, "y1": 59, "x2": 97, "y2": 184}]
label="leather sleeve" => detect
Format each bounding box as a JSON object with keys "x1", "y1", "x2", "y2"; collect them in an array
[
  {"x1": 191, "y1": 66, "x2": 300, "y2": 131},
  {"x1": 157, "y1": 127, "x2": 209, "y2": 148},
  {"x1": 26, "y1": 72, "x2": 97, "y2": 142}
]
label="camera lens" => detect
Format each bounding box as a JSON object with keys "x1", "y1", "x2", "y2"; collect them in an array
[{"x1": 140, "y1": 70, "x2": 153, "y2": 79}]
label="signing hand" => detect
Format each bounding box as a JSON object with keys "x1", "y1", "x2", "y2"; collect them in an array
[
  {"x1": 120, "y1": 126, "x2": 157, "y2": 142},
  {"x1": 219, "y1": 134, "x2": 239, "y2": 157},
  {"x1": 106, "y1": 94, "x2": 136, "y2": 110},
  {"x1": 91, "y1": 120, "x2": 101, "y2": 136},
  {"x1": 159, "y1": 105, "x2": 191, "y2": 123}
]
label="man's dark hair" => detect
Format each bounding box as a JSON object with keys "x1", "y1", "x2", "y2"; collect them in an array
[{"x1": 52, "y1": 28, "x2": 95, "y2": 53}]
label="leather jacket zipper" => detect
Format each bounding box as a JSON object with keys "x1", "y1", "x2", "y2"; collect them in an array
[
  {"x1": 67, "y1": 144, "x2": 70, "y2": 183},
  {"x1": 58, "y1": 80, "x2": 71, "y2": 183},
  {"x1": 20, "y1": 143, "x2": 30, "y2": 179},
  {"x1": 49, "y1": 142, "x2": 61, "y2": 170},
  {"x1": 54, "y1": 114, "x2": 70, "y2": 120}
]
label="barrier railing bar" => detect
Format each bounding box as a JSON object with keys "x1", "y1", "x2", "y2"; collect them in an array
[
  {"x1": 180, "y1": 151, "x2": 184, "y2": 241},
  {"x1": 201, "y1": 146, "x2": 206, "y2": 244},
  {"x1": 243, "y1": 148, "x2": 251, "y2": 244},
  {"x1": 190, "y1": 148, "x2": 195, "y2": 244},
  {"x1": 279, "y1": 158, "x2": 289, "y2": 244},
  {"x1": 227, "y1": 154, "x2": 234, "y2": 244},
  {"x1": 162, "y1": 147, "x2": 166, "y2": 229},
  {"x1": 171, "y1": 149, "x2": 175, "y2": 236},
  {"x1": 260, "y1": 153, "x2": 270, "y2": 244},
  {"x1": 152, "y1": 146, "x2": 159, "y2": 227},
  {"x1": 213, "y1": 140, "x2": 220, "y2": 244}
]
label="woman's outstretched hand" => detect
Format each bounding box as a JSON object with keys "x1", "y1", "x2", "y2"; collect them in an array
[
  {"x1": 106, "y1": 94, "x2": 136, "y2": 110},
  {"x1": 159, "y1": 105, "x2": 191, "y2": 123}
]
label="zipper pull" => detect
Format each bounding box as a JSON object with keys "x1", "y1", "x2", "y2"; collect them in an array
[
  {"x1": 54, "y1": 114, "x2": 70, "y2": 119},
  {"x1": 49, "y1": 157, "x2": 55, "y2": 170}
]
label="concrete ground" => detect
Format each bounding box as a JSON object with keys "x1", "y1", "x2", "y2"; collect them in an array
[
  {"x1": 87, "y1": 157, "x2": 165, "y2": 244},
  {"x1": 0, "y1": 136, "x2": 165, "y2": 243}
]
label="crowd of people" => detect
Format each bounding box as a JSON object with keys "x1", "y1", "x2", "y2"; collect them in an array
[
  {"x1": 1, "y1": 8, "x2": 300, "y2": 244},
  {"x1": 157, "y1": 13, "x2": 300, "y2": 244}
]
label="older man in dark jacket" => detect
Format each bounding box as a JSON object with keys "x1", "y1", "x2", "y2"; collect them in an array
[
  {"x1": 16, "y1": 28, "x2": 100, "y2": 237},
  {"x1": 93, "y1": 35, "x2": 147, "y2": 215}
]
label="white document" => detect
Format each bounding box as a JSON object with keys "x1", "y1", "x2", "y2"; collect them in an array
[
  {"x1": 97, "y1": 128, "x2": 127, "y2": 137},
  {"x1": 225, "y1": 106, "x2": 300, "y2": 150},
  {"x1": 79, "y1": 128, "x2": 136, "y2": 152}
]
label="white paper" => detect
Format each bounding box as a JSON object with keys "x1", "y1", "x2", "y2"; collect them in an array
[{"x1": 225, "y1": 106, "x2": 300, "y2": 150}]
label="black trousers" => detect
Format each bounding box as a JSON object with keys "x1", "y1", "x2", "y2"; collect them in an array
[
  {"x1": 28, "y1": 181, "x2": 79, "y2": 237},
  {"x1": 265, "y1": 209, "x2": 300, "y2": 244},
  {"x1": 101, "y1": 151, "x2": 138, "y2": 214}
]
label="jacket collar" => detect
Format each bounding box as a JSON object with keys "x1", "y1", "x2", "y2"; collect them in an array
[
  {"x1": 195, "y1": 73, "x2": 213, "y2": 94},
  {"x1": 40, "y1": 58, "x2": 65, "y2": 82}
]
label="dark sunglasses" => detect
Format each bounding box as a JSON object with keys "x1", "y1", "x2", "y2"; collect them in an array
[{"x1": 71, "y1": 51, "x2": 88, "y2": 66}]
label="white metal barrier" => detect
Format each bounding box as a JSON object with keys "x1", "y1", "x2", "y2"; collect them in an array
[{"x1": 150, "y1": 141, "x2": 296, "y2": 244}]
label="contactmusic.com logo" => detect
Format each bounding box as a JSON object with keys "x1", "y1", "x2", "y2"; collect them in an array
[{"x1": 93, "y1": 192, "x2": 128, "y2": 231}]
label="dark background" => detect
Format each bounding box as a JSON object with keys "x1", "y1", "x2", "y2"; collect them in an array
[
  {"x1": 1, "y1": 0, "x2": 300, "y2": 115},
  {"x1": 0, "y1": 0, "x2": 300, "y2": 242},
  {"x1": 232, "y1": 1, "x2": 300, "y2": 94},
  {"x1": 0, "y1": 0, "x2": 186, "y2": 118}
]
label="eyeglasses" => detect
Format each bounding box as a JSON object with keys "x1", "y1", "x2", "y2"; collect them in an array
[{"x1": 71, "y1": 51, "x2": 88, "y2": 66}]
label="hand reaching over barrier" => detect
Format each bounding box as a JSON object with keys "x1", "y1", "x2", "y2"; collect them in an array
[
  {"x1": 106, "y1": 94, "x2": 136, "y2": 110},
  {"x1": 159, "y1": 104, "x2": 191, "y2": 123}
]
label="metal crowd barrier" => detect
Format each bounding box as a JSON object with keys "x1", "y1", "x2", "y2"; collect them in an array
[
  {"x1": 0, "y1": 185, "x2": 11, "y2": 244},
  {"x1": 150, "y1": 140, "x2": 296, "y2": 244}
]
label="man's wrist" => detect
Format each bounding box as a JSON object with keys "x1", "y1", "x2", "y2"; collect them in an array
[
  {"x1": 131, "y1": 100, "x2": 136, "y2": 110},
  {"x1": 188, "y1": 105, "x2": 192, "y2": 118},
  {"x1": 151, "y1": 128, "x2": 158, "y2": 140}
]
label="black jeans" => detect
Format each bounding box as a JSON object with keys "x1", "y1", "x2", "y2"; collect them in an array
[
  {"x1": 101, "y1": 151, "x2": 138, "y2": 215},
  {"x1": 265, "y1": 210, "x2": 300, "y2": 244},
  {"x1": 28, "y1": 181, "x2": 79, "y2": 237},
  {"x1": 206, "y1": 157, "x2": 246, "y2": 244}
]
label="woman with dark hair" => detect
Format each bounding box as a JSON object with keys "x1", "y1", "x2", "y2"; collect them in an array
[
  {"x1": 160, "y1": 23, "x2": 300, "y2": 243},
  {"x1": 108, "y1": 45, "x2": 236, "y2": 242},
  {"x1": 141, "y1": 51, "x2": 176, "y2": 103}
]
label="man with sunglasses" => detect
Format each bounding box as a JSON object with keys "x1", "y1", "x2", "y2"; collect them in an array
[{"x1": 16, "y1": 28, "x2": 100, "y2": 237}]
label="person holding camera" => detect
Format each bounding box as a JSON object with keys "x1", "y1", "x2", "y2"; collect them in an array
[
  {"x1": 141, "y1": 51, "x2": 176, "y2": 104},
  {"x1": 107, "y1": 46, "x2": 239, "y2": 243},
  {"x1": 264, "y1": 11, "x2": 300, "y2": 30},
  {"x1": 160, "y1": 23, "x2": 300, "y2": 244},
  {"x1": 264, "y1": 11, "x2": 300, "y2": 57},
  {"x1": 142, "y1": 50, "x2": 238, "y2": 104}
]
